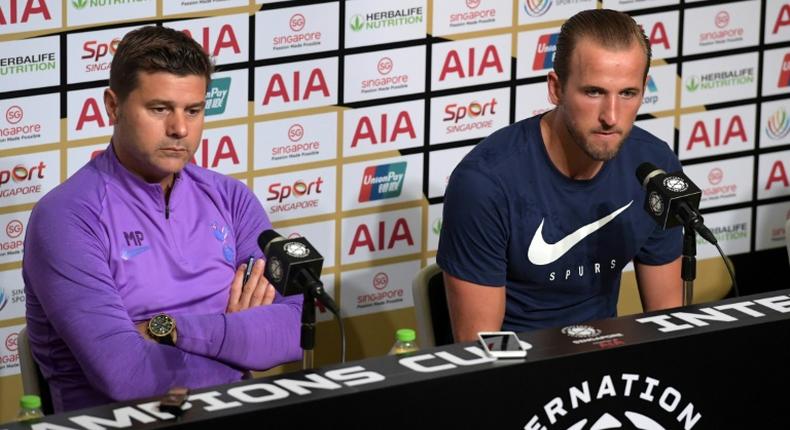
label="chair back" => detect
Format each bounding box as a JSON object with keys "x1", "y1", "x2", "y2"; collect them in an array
[
  {"x1": 18, "y1": 326, "x2": 53, "y2": 414},
  {"x1": 617, "y1": 256, "x2": 735, "y2": 316},
  {"x1": 785, "y1": 218, "x2": 790, "y2": 264},
  {"x1": 411, "y1": 263, "x2": 454, "y2": 348}
]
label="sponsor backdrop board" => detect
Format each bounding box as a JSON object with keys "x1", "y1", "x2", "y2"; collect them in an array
[{"x1": 0, "y1": 0, "x2": 787, "y2": 423}]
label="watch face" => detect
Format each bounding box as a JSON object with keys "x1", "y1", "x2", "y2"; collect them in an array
[{"x1": 149, "y1": 314, "x2": 175, "y2": 336}]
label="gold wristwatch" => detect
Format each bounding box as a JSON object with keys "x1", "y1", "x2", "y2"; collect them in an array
[{"x1": 147, "y1": 313, "x2": 176, "y2": 345}]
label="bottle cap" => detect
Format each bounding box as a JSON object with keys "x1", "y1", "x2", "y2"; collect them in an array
[
  {"x1": 396, "y1": 328, "x2": 416, "y2": 342},
  {"x1": 20, "y1": 395, "x2": 41, "y2": 409}
]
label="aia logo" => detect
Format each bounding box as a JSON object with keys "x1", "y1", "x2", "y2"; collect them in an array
[
  {"x1": 708, "y1": 168, "x2": 723, "y2": 185},
  {"x1": 290, "y1": 13, "x2": 305, "y2": 32},
  {"x1": 372, "y1": 272, "x2": 389, "y2": 290},
  {"x1": 766, "y1": 107, "x2": 790, "y2": 140},
  {"x1": 350, "y1": 110, "x2": 417, "y2": 148},
  {"x1": 533, "y1": 33, "x2": 559, "y2": 71},
  {"x1": 75, "y1": 97, "x2": 115, "y2": 131},
  {"x1": 288, "y1": 124, "x2": 304, "y2": 142},
  {"x1": 5, "y1": 333, "x2": 17, "y2": 352},
  {"x1": 5, "y1": 106, "x2": 22, "y2": 124},
  {"x1": 0, "y1": 1, "x2": 52, "y2": 25},
  {"x1": 466, "y1": 0, "x2": 481, "y2": 8},
  {"x1": 6, "y1": 220, "x2": 23, "y2": 238},
  {"x1": 773, "y1": 4, "x2": 790, "y2": 34},
  {"x1": 377, "y1": 57, "x2": 393, "y2": 75},
  {"x1": 523, "y1": 0, "x2": 551, "y2": 17},
  {"x1": 261, "y1": 67, "x2": 331, "y2": 106},
  {"x1": 715, "y1": 11, "x2": 730, "y2": 29},
  {"x1": 182, "y1": 24, "x2": 241, "y2": 57}
]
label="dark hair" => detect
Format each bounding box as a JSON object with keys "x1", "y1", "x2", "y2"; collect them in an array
[
  {"x1": 109, "y1": 26, "x2": 213, "y2": 101},
  {"x1": 554, "y1": 9, "x2": 651, "y2": 86}
]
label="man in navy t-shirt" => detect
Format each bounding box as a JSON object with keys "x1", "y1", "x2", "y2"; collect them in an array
[{"x1": 437, "y1": 9, "x2": 683, "y2": 340}]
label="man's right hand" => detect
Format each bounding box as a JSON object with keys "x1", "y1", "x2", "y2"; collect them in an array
[{"x1": 227, "y1": 259, "x2": 275, "y2": 313}]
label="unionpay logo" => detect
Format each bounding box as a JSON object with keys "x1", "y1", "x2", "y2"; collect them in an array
[
  {"x1": 533, "y1": 33, "x2": 559, "y2": 70},
  {"x1": 523, "y1": 0, "x2": 551, "y2": 17},
  {"x1": 359, "y1": 162, "x2": 407, "y2": 202},
  {"x1": 205, "y1": 77, "x2": 230, "y2": 116},
  {"x1": 766, "y1": 107, "x2": 790, "y2": 140}
]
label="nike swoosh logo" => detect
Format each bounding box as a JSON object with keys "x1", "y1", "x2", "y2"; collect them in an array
[
  {"x1": 527, "y1": 201, "x2": 633, "y2": 266},
  {"x1": 121, "y1": 246, "x2": 150, "y2": 261}
]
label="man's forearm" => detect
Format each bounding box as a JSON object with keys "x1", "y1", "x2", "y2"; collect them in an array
[{"x1": 175, "y1": 294, "x2": 303, "y2": 370}]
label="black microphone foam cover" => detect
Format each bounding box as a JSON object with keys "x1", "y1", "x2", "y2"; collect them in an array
[
  {"x1": 636, "y1": 162, "x2": 660, "y2": 186},
  {"x1": 257, "y1": 229, "x2": 282, "y2": 255}
]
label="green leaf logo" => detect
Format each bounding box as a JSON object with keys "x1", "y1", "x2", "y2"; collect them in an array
[
  {"x1": 432, "y1": 218, "x2": 442, "y2": 236},
  {"x1": 73, "y1": 0, "x2": 88, "y2": 9},
  {"x1": 350, "y1": 14, "x2": 365, "y2": 32},
  {"x1": 685, "y1": 76, "x2": 699, "y2": 92}
]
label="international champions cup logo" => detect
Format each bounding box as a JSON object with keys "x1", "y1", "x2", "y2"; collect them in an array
[
  {"x1": 524, "y1": 0, "x2": 552, "y2": 17},
  {"x1": 766, "y1": 107, "x2": 790, "y2": 140}
]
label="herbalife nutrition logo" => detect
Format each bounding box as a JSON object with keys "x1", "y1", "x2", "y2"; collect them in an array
[
  {"x1": 73, "y1": 0, "x2": 147, "y2": 9},
  {"x1": 685, "y1": 68, "x2": 753, "y2": 92},
  {"x1": 205, "y1": 77, "x2": 230, "y2": 116},
  {"x1": 350, "y1": 7, "x2": 424, "y2": 32},
  {"x1": 685, "y1": 76, "x2": 700, "y2": 92}
]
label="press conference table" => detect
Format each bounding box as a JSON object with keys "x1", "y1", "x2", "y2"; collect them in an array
[{"x1": 5, "y1": 289, "x2": 790, "y2": 429}]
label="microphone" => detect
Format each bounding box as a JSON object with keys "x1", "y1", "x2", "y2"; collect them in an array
[
  {"x1": 257, "y1": 230, "x2": 339, "y2": 314},
  {"x1": 635, "y1": 162, "x2": 717, "y2": 245}
]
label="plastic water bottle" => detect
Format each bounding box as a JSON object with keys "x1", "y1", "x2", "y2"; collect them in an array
[
  {"x1": 17, "y1": 395, "x2": 44, "y2": 421},
  {"x1": 389, "y1": 328, "x2": 419, "y2": 355}
]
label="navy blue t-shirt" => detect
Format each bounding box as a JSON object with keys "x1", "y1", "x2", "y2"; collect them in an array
[{"x1": 436, "y1": 114, "x2": 683, "y2": 331}]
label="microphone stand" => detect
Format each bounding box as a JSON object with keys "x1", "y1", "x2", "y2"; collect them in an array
[
  {"x1": 681, "y1": 225, "x2": 696, "y2": 306},
  {"x1": 296, "y1": 270, "x2": 320, "y2": 370}
]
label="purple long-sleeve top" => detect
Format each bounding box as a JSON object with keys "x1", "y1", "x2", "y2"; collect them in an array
[{"x1": 22, "y1": 145, "x2": 303, "y2": 413}]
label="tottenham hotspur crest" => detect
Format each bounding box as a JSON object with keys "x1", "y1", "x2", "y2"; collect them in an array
[
  {"x1": 662, "y1": 176, "x2": 688, "y2": 193},
  {"x1": 648, "y1": 191, "x2": 664, "y2": 216},
  {"x1": 284, "y1": 241, "x2": 310, "y2": 258}
]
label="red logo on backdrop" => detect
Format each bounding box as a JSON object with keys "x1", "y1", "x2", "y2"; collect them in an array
[
  {"x1": 373, "y1": 272, "x2": 389, "y2": 290},
  {"x1": 715, "y1": 11, "x2": 730, "y2": 28},
  {"x1": 780, "y1": 53, "x2": 790, "y2": 88},
  {"x1": 466, "y1": 0, "x2": 481, "y2": 9},
  {"x1": 708, "y1": 168, "x2": 723, "y2": 185},
  {"x1": 5, "y1": 333, "x2": 17, "y2": 352},
  {"x1": 290, "y1": 14, "x2": 306, "y2": 32},
  {"x1": 6, "y1": 220, "x2": 23, "y2": 238},
  {"x1": 5, "y1": 106, "x2": 23, "y2": 124},
  {"x1": 288, "y1": 124, "x2": 304, "y2": 142},
  {"x1": 377, "y1": 57, "x2": 393, "y2": 75}
]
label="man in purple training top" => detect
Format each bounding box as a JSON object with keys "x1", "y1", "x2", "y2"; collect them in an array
[{"x1": 22, "y1": 26, "x2": 302, "y2": 413}]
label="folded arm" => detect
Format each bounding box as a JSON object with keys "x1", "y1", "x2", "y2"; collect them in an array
[{"x1": 24, "y1": 214, "x2": 244, "y2": 402}]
